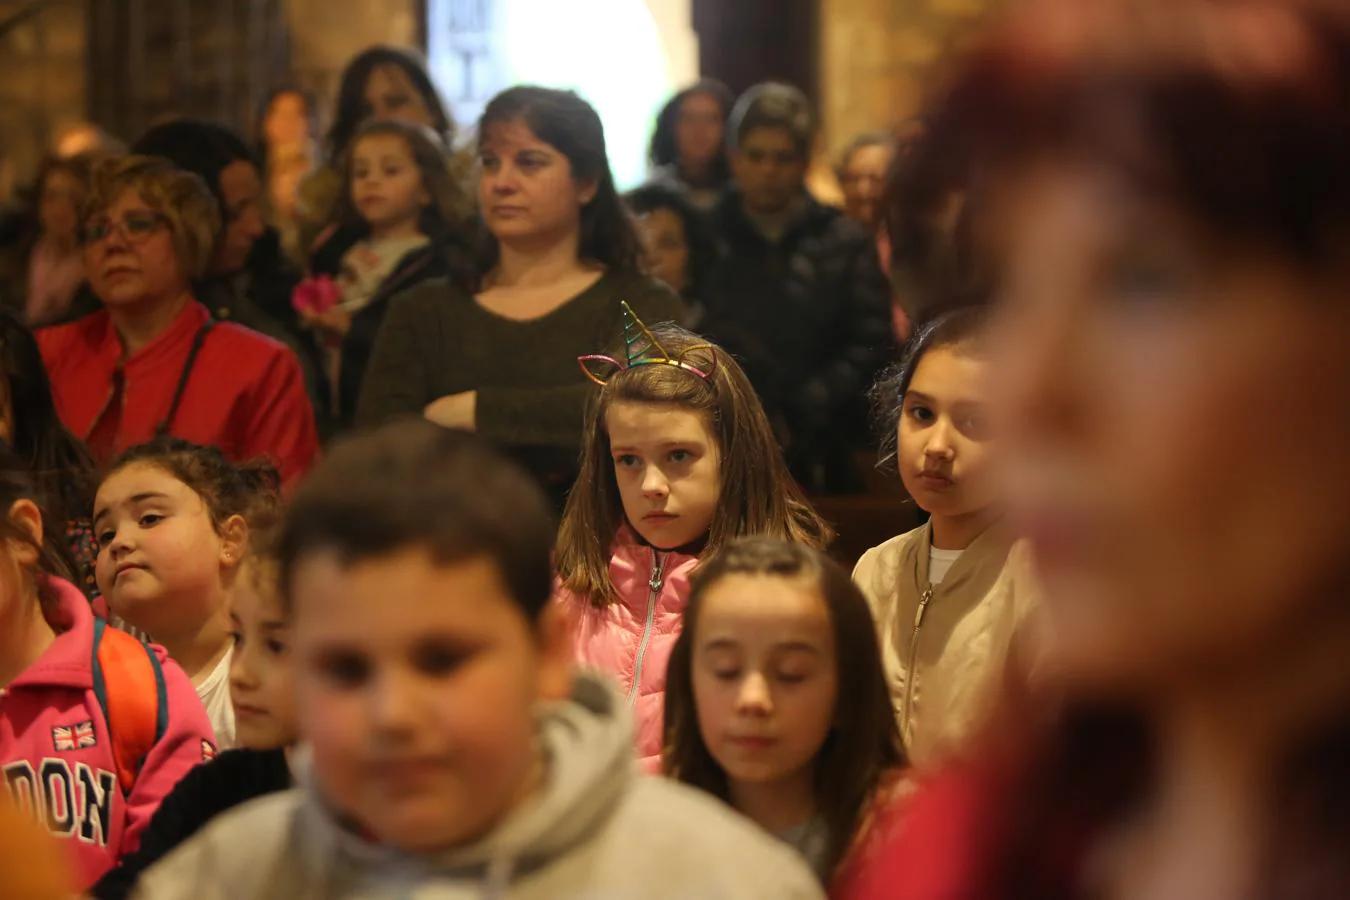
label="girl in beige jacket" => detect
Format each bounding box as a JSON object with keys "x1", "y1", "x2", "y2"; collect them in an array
[{"x1": 854, "y1": 308, "x2": 1037, "y2": 769}]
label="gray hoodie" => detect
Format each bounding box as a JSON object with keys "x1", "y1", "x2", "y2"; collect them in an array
[{"x1": 131, "y1": 673, "x2": 825, "y2": 900}]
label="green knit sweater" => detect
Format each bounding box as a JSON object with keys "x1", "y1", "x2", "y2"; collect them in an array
[{"x1": 356, "y1": 270, "x2": 685, "y2": 451}]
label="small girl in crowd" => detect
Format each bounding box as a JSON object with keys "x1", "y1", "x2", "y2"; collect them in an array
[
  {"x1": 92, "y1": 533, "x2": 296, "y2": 900},
  {"x1": 0, "y1": 310, "x2": 100, "y2": 595},
  {"x1": 853, "y1": 307, "x2": 1035, "y2": 768},
  {"x1": 663, "y1": 537, "x2": 908, "y2": 893},
  {"x1": 0, "y1": 446, "x2": 213, "y2": 890},
  {"x1": 93, "y1": 437, "x2": 282, "y2": 749},
  {"x1": 296, "y1": 118, "x2": 473, "y2": 428},
  {"x1": 555, "y1": 306, "x2": 833, "y2": 765}
]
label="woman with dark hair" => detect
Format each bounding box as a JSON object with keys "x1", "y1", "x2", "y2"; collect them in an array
[
  {"x1": 624, "y1": 182, "x2": 717, "y2": 324},
  {"x1": 0, "y1": 310, "x2": 99, "y2": 594},
  {"x1": 358, "y1": 86, "x2": 683, "y2": 505},
  {"x1": 646, "y1": 79, "x2": 735, "y2": 209},
  {"x1": 846, "y1": 1, "x2": 1350, "y2": 898},
  {"x1": 296, "y1": 45, "x2": 461, "y2": 257}
]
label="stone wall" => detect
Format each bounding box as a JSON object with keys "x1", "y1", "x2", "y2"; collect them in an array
[
  {"x1": 818, "y1": 0, "x2": 991, "y2": 161},
  {"x1": 0, "y1": 0, "x2": 85, "y2": 199}
]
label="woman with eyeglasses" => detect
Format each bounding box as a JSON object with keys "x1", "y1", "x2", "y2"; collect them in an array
[{"x1": 35, "y1": 156, "x2": 319, "y2": 491}]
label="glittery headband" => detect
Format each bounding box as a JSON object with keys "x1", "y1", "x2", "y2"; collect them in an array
[{"x1": 578, "y1": 302, "x2": 716, "y2": 385}]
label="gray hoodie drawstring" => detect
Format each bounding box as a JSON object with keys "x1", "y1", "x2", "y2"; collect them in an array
[{"x1": 484, "y1": 854, "x2": 516, "y2": 900}]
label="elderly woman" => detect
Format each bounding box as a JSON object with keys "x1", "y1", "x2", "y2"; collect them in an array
[{"x1": 36, "y1": 156, "x2": 319, "y2": 490}]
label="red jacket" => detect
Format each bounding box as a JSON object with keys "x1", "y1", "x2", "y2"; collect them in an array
[{"x1": 38, "y1": 301, "x2": 319, "y2": 491}]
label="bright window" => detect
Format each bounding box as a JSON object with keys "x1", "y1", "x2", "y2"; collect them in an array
[{"x1": 427, "y1": 0, "x2": 678, "y2": 189}]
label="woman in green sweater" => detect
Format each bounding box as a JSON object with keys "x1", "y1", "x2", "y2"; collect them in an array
[{"x1": 357, "y1": 87, "x2": 684, "y2": 502}]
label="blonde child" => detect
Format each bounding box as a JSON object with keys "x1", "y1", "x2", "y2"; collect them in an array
[
  {"x1": 853, "y1": 307, "x2": 1036, "y2": 768},
  {"x1": 131, "y1": 420, "x2": 825, "y2": 899},
  {"x1": 663, "y1": 536, "x2": 908, "y2": 893},
  {"x1": 93, "y1": 437, "x2": 281, "y2": 749},
  {"x1": 92, "y1": 536, "x2": 296, "y2": 900},
  {"x1": 0, "y1": 445, "x2": 213, "y2": 890},
  {"x1": 295, "y1": 118, "x2": 473, "y2": 427},
  {"x1": 555, "y1": 305, "x2": 833, "y2": 765}
]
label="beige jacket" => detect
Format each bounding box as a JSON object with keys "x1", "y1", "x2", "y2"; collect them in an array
[
  {"x1": 131, "y1": 673, "x2": 824, "y2": 900},
  {"x1": 853, "y1": 523, "x2": 1036, "y2": 769}
]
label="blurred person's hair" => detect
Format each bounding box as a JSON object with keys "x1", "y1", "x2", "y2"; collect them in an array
[
  {"x1": 82, "y1": 155, "x2": 221, "y2": 280},
  {"x1": 728, "y1": 83, "x2": 813, "y2": 157}
]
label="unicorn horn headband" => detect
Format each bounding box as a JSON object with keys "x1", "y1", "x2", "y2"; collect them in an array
[{"x1": 578, "y1": 302, "x2": 716, "y2": 385}]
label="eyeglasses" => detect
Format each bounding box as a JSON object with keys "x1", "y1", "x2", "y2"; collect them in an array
[{"x1": 81, "y1": 212, "x2": 170, "y2": 246}]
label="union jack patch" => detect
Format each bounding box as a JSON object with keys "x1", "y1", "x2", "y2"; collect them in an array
[
  {"x1": 52, "y1": 721, "x2": 97, "y2": 751},
  {"x1": 202, "y1": 740, "x2": 217, "y2": 761}
]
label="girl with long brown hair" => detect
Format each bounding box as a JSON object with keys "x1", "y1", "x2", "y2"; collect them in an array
[
  {"x1": 554, "y1": 309, "x2": 832, "y2": 767},
  {"x1": 663, "y1": 536, "x2": 907, "y2": 893},
  {"x1": 849, "y1": 0, "x2": 1350, "y2": 897}
]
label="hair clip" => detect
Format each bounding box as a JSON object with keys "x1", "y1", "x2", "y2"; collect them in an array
[{"x1": 578, "y1": 302, "x2": 716, "y2": 386}]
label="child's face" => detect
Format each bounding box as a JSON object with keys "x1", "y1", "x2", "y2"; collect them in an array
[
  {"x1": 93, "y1": 463, "x2": 235, "y2": 640},
  {"x1": 692, "y1": 574, "x2": 838, "y2": 793},
  {"x1": 228, "y1": 560, "x2": 297, "y2": 749},
  {"x1": 636, "y1": 208, "x2": 691, "y2": 295},
  {"x1": 351, "y1": 134, "x2": 428, "y2": 233},
  {"x1": 898, "y1": 346, "x2": 996, "y2": 522},
  {"x1": 606, "y1": 400, "x2": 720, "y2": 551},
  {"x1": 290, "y1": 549, "x2": 572, "y2": 853}
]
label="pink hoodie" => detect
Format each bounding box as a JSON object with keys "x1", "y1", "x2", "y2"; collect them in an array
[
  {"x1": 557, "y1": 529, "x2": 699, "y2": 768},
  {"x1": 0, "y1": 578, "x2": 216, "y2": 889}
]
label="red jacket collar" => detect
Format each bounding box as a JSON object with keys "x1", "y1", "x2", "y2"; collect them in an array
[
  {"x1": 9, "y1": 577, "x2": 96, "y2": 691},
  {"x1": 92, "y1": 299, "x2": 211, "y2": 374}
]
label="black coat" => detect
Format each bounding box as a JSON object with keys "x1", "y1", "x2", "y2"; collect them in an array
[
  {"x1": 311, "y1": 225, "x2": 459, "y2": 431},
  {"x1": 701, "y1": 190, "x2": 895, "y2": 493},
  {"x1": 90, "y1": 747, "x2": 291, "y2": 900}
]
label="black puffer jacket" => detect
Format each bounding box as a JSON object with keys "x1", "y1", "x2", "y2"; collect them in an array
[{"x1": 702, "y1": 190, "x2": 895, "y2": 493}]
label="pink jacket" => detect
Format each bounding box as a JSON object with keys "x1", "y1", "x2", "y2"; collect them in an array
[
  {"x1": 0, "y1": 578, "x2": 216, "y2": 889},
  {"x1": 557, "y1": 530, "x2": 699, "y2": 767}
]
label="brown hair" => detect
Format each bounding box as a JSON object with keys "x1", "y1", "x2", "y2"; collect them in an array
[
  {"x1": 917, "y1": 0, "x2": 1350, "y2": 895},
  {"x1": 103, "y1": 436, "x2": 281, "y2": 542},
  {"x1": 0, "y1": 442, "x2": 79, "y2": 618},
  {"x1": 555, "y1": 324, "x2": 833, "y2": 607},
  {"x1": 277, "y1": 420, "x2": 556, "y2": 622},
  {"x1": 83, "y1": 155, "x2": 221, "y2": 280},
  {"x1": 336, "y1": 118, "x2": 472, "y2": 235},
  {"x1": 662, "y1": 536, "x2": 906, "y2": 884}
]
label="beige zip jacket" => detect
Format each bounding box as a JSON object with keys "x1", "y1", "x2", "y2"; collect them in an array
[{"x1": 853, "y1": 523, "x2": 1037, "y2": 769}]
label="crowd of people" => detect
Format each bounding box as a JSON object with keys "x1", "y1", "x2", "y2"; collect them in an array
[{"x1": 2, "y1": 0, "x2": 1350, "y2": 896}]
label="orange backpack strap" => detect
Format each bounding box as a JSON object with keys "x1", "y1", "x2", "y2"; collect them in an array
[{"x1": 91, "y1": 619, "x2": 168, "y2": 797}]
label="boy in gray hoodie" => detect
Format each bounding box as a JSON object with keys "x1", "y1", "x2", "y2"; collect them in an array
[{"x1": 132, "y1": 421, "x2": 823, "y2": 900}]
